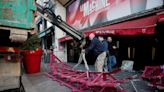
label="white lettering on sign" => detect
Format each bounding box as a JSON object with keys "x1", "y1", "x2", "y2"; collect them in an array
[
  {"x1": 80, "y1": 0, "x2": 110, "y2": 16},
  {"x1": 96, "y1": 30, "x2": 115, "y2": 34}
]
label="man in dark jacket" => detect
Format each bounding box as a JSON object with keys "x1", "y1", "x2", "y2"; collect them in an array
[
  {"x1": 107, "y1": 36, "x2": 117, "y2": 71},
  {"x1": 85, "y1": 33, "x2": 106, "y2": 72}
]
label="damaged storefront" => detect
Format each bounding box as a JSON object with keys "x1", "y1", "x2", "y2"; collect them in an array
[{"x1": 59, "y1": 0, "x2": 164, "y2": 70}]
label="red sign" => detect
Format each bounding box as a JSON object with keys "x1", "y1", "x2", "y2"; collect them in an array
[{"x1": 67, "y1": 0, "x2": 163, "y2": 30}]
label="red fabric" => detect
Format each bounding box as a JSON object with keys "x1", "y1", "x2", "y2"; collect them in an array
[
  {"x1": 59, "y1": 15, "x2": 157, "y2": 42},
  {"x1": 85, "y1": 15, "x2": 157, "y2": 35},
  {"x1": 90, "y1": 27, "x2": 155, "y2": 35},
  {"x1": 157, "y1": 11, "x2": 164, "y2": 22},
  {"x1": 58, "y1": 36, "x2": 73, "y2": 42}
]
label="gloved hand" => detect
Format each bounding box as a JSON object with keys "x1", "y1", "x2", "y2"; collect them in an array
[{"x1": 81, "y1": 49, "x2": 85, "y2": 53}]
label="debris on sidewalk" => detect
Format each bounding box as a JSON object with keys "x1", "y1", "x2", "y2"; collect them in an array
[{"x1": 141, "y1": 65, "x2": 164, "y2": 90}]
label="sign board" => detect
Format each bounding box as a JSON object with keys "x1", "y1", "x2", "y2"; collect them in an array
[{"x1": 66, "y1": 0, "x2": 163, "y2": 30}]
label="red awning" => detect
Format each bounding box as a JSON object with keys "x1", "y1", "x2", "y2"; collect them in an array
[
  {"x1": 59, "y1": 14, "x2": 158, "y2": 42},
  {"x1": 58, "y1": 36, "x2": 73, "y2": 42},
  {"x1": 85, "y1": 15, "x2": 157, "y2": 36},
  {"x1": 157, "y1": 11, "x2": 164, "y2": 22}
]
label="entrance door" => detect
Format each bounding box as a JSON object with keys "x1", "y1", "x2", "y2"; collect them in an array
[
  {"x1": 134, "y1": 44, "x2": 152, "y2": 70},
  {"x1": 118, "y1": 36, "x2": 156, "y2": 70},
  {"x1": 155, "y1": 22, "x2": 164, "y2": 65}
]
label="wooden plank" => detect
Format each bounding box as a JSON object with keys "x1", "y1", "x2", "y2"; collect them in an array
[
  {"x1": 0, "y1": 59, "x2": 20, "y2": 77},
  {"x1": 0, "y1": 59, "x2": 21, "y2": 91},
  {"x1": 0, "y1": 76, "x2": 19, "y2": 91}
]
